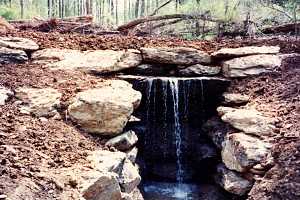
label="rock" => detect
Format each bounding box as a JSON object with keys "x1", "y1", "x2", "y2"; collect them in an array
[
  {"x1": 32, "y1": 48, "x2": 142, "y2": 73},
  {"x1": 121, "y1": 188, "x2": 144, "y2": 200},
  {"x1": 15, "y1": 87, "x2": 61, "y2": 117},
  {"x1": 0, "y1": 194, "x2": 7, "y2": 200},
  {"x1": 140, "y1": 47, "x2": 211, "y2": 65},
  {"x1": 217, "y1": 107, "x2": 276, "y2": 136},
  {"x1": 80, "y1": 171, "x2": 122, "y2": 200},
  {"x1": 195, "y1": 143, "x2": 217, "y2": 160},
  {"x1": 222, "y1": 54, "x2": 282, "y2": 78},
  {"x1": 215, "y1": 164, "x2": 253, "y2": 195},
  {"x1": 126, "y1": 147, "x2": 138, "y2": 163},
  {"x1": 212, "y1": 46, "x2": 280, "y2": 59},
  {"x1": 0, "y1": 47, "x2": 28, "y2": 64},
  {"x1": 68, "y1": 80, "x2": 141, "y2": 136},
  {"x1": 127, "y1": 63, "x2": 175, "y2": 76},
  {"x1": 129, "y1": 116, "x2": 141, "y2": 123},
  {"x1": 0, "y1": 87, "x2": 13, "y2": 105},
  {"x1": 119, "y1": 159, "x2": 141, "y2": 193},
  {"x1": 222, "y1": 93, "x2": 250, "y2": 106},
  {"x1": 0, "y1": 37, "x2": 39, "y2": 51},
  {"x1": 87, "y1": 150, "x2": 127, "y2": 173},
  {"x1": 87, "y1": 150, "x2": 141, "y2": 195},
  {"x1": 178, "y1": 64, "x2": 221, "y2": 76},
  {"x1": 105, "y1": 131, "x2": 138, "y2": 151},
  {"x1": 221, "y1": 133, "x2": 271, "y2": 172},
  {"x1": 202, "y1": 117, "x2": 232, "y2": 149}
]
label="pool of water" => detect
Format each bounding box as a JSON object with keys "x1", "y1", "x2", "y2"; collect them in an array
[{"x1": 141, "y1": 181, "x2": 230, "y2": 200}]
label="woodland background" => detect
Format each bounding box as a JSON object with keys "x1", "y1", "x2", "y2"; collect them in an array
[{"x1": 0, "y1": 0, "x2": 299, "y2": 38}]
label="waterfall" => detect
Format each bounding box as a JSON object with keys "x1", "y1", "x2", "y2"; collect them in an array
[
  {"x1": 125, "y1": 75, "x2": 230, "y2": 200},
  {"x1": 169, "y1": 79, "x2": 184, "y2": 183}
]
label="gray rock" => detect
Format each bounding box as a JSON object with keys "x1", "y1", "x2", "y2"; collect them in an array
[
  {"x1": 178, "y1": 64, "x2": 221, "y2": 76},
  {"x1": 0, "y1": 37, "x2": 39, "y2": 51},
  {"x1": 215, "y1": 164, "x2": 253, "y2": 195},
  {"x1": 0, "y1": 87, "x2": 13, "y2": 105},
  {"x1": 212, "y1": 46, "x2": 280, "y2": 59},
  {"x1": 80, "y1": 171, "x2": 122, "y2": 200},
  {"x1": 0, "y1": 47, "x2": 28, "y2": 64},
  {"x1": 87, "y1": 150, "x2": 141, "y2": 195},
  {"x1": 222, "y1": 93, "x2": 250, "y2": 106},
  {"x1": 140, "y1": 47, "x2": 211, "y2": 65},
  {"x1": 106, "y1": 131, "x2": 138, "y2": 151},
  {"x1": 32, "y1": 48, "x2": 142, "y2": 74},
  {"x1": 126, "y1": 147, "x2": 138, "y2": 163},
  {"x1": 128, "y1": 64, "x2": 175, "y2": 76},
  {"x1": 217, "y1": 107, "x2": 276, "y2": 136},
  {"x1": 222, "y1": 54, "x2": 282, "y2": 78},
  {"x1": 202, "y1": 117, "x2": 232, "y2": 149},
  {"x1": 119, "y1": 159, "x2": 141, "y2": 193},
  {"x1": 221, "y1": 133, "x2": 271, "y2": 172},
  {"x1": 68, "y1": 80, "x2": 141, "y2": 136},
  {"x1": 15, "y1": 87, "x2": 61, "y2": 117},
  {"x1": 87, "y1": 150, "x2": 127, "y2": 173}
]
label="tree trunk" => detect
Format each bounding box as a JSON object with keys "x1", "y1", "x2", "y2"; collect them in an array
[
  {"x1": 117, "y1": 13, "x2": 222, "y2": 31},
  {"x1": 135, "y1": 0, "x2": 140, "y2": 18},
  {"x1": 20, "y1": 0, "x2": 24, "y2": 18}
]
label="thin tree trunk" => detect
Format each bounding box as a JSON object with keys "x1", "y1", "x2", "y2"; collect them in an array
[
  {"x1": 135, "y1": 0, "x2": 140, "y2": 18},
  {"x1": 20, "y1": 0, "x2": 24, "y2": 18}
]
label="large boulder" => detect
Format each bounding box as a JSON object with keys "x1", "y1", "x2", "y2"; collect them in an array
[
  {"x1": 68, "y1": 80, "x2": 141, "y2": 136},
  {"x1": 212, "y1": 46, "x2": 280, "y2": 59},
  {"x1": 87, "y1": 150, "x2": 127, "y2": 173},
  {"x1": 0, "y1": 47, "x2": 28, "y2": 64},
  {"x1": 221, "y1": 133, "x2": 271, "y2": 172},
  {"x1": 215, "y1": 164, "x2": 253, "y2": 195},
  {"x1": 0, "y1": 37, "x2": 39, "y2": 51},
  {"x1": 15, "y1": 87, "x2": 61, "y2": 117},
  {"x1": 32, "y1": 48, "x2": 142, "y2": 74},
  {"x1": 119, "y1": 159, "x2": 141, "y2": 193},
  {"x1": 217, "y1": 107, "x2": 276, "y2": 137},
  {"x1": 80, "y1": 171, "x2": 122, "y2": 200},
  {"x1": 105, "y1": 131, "x2": 138, "y2": 151},
  {"x1": 87, "y1": 150, "x2": 141, "y2": 194},
  {"x1": 178, "y1": 64, "x2": 221, "y2": 76},
  {"x1": 140, "y1": 47, "x2": 211, "y2": 65},
  {"x1": 222, "y1": 54, "x2": 282, "y2": 78},
  {"x1": 0, "y1": 87, "x2": 13, "y2": 105}
]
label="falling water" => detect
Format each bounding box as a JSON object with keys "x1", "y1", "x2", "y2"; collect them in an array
[
  {"x1": 169, "y1": 79, "x2": 184, "y2": 183},
  {"x1": 127, "y1": 75, "x2": 231, "y2": 200}
]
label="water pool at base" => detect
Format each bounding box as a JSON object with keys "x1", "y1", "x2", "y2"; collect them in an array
[{"x1": 141, "y1": 181, "x2": 230, "y2": 200}]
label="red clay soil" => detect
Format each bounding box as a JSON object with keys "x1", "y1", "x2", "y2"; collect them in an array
[
  {"x1": 3, "y1": 30, "x2": 300, "y2": 54},
  {"x1": 0, "y1": 30, "x2": 299, "y2": 199},
  {"x1": 229, "y1": 55, "x2": 300, "y2": 200}
]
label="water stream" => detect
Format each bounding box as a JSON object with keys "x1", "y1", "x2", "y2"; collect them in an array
[{"x1": 127, "y1": 76, "x2": 231, "y2": 200}]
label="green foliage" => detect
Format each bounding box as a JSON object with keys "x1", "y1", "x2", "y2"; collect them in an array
[{"x1": 0, "y1": 6, "x2": 17, "y2": 20}]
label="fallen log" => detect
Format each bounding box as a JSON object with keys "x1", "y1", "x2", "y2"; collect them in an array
[
  {"x1": 263, "y1": 22, "x2": 300, "y2": 34},
  {"x1": 116, "y1": 14, "x2": 222, "y2": 32}
]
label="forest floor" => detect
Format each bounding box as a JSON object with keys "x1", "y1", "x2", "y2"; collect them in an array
[{"x1": 0, "y1": 30, "x2": 299, "y2": 200}]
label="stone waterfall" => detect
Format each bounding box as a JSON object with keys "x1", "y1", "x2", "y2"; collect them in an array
[{"x1": 123, "y1": 76, "x2": 230, "y2": 200}]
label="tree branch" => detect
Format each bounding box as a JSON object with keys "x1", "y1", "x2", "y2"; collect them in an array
[{"x1": 150, "y1": 0, "x2": 173, "y2": 16}]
